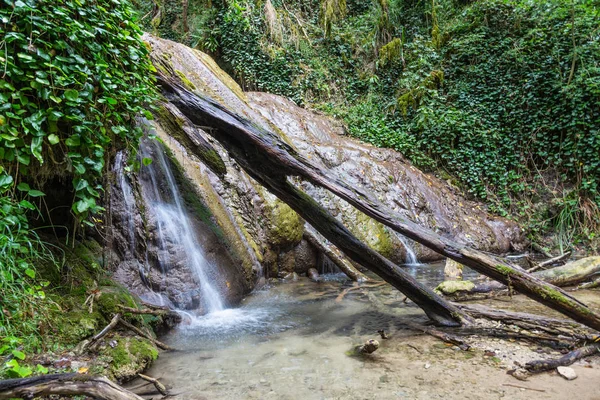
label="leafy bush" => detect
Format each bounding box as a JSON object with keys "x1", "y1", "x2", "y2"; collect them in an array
[{"x1": 0, "y1": 0, "x2": 156, "y2": 343}]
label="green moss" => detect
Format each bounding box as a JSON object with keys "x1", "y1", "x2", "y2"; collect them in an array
[
  {"x1": 267, "y1": 198, "x2": 304, "y2": 248},
  {"x1": 435, "y1": 280, "x2": 475, "y2": 295},
  {"x1": 174, "y1": 69, "x2": 198, "y2": 91},
  {"x1": 348, "y1": 213, "x2": 394, "y2": 258},
  {"x1": 104, "y1": 336, "x2": 159, "y2": 382}
]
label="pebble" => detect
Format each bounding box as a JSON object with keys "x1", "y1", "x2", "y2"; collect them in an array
[
  {"x1": 557, "y1": 366, "x2": 577, "y2": 380},
  {"x1": 424, "y1": 363, "x2": 431, "y2": 369}
]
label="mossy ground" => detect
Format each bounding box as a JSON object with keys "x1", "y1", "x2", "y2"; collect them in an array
[{"x1": 1, "y1": 238, "x2": 161, "y2": 381}]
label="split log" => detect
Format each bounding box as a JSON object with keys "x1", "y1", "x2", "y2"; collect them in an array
[
  {"x1": 438, "y1": 257, "x2": 600, "y2": 296},
  {"x1": 525, "y1": 342, "x2": 600, "y2": 373},
  {"x1": 156, "y1": 72, "x2": 600, "y2": 332},
  {"x1": 304, "y1": 227, "x2": 369, "y2": 282},
  {"x1": 0, "y1": 373, "x2": 144, "y2": 400}
]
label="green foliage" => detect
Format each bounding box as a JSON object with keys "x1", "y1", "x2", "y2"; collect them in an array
[
  {"x1": 0, "y1": 0, "x2": 156, "y2": 353},
  {"x1": 0, "y1": 0, "x2": 156, "y2": 221},
  {"x1": 142, "y1": 0, "x2": 599, "y2": 249}
]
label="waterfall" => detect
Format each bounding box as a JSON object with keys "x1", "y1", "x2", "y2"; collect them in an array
[
  {"x1": 141, "y1": 140, "x2": 225, "y2": 313},
  {"x1": 114, "y1": 152, "x2": 136, "y2": 257},
  {"x1": 394, "y1": 232, "x2": 419, "y2": 266}
]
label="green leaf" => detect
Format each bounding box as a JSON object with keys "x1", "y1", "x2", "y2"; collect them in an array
[
  {"x1": 27, "y1": 190, "x2": 45, "y2": 197},
  {"x1": 0, "y1": 174, "x2": 14, "y2": 187},
  {"x1": 19, "y1": 200, "x2": 36, "y2": 210},
  {"x1": 36, "y1": 364, "x2": 49, "y2": 374},
  {"x1": 142, "y1": 157, "x2": 153, "y2": 166},
  {"x1": 65, "y1": 136, "x2": 80, "y2": 147},
  {"x1": 25, "y1": 268, "x2": 35, "y2": 279},
  {"x1": 48, "y1": 134, "x2": 60, "y2": 145},
  {"x1": 75, "y1": 199, "x2": 89, "y2": 213},
  {"x1": 12, "y1": 350, "x2": 26, "y2": 360},
  {"x1": 17, "y1": 183, "x2": 30, "y2": 192},
  {"x1": 64, "y1": 89, "x2": 79, "y2": 101}
]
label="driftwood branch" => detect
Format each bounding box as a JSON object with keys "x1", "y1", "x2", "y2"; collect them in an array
[
  {"x1": 118, "y1": 319, "x2": 175, "y2": 351},
  {"x1": 525, "y1": 342, "x2": 600, "y2": 372},
  {"x1": 0, "y1": 373, "x2": 144, "y2": 400},
  {"x1": 304, "y1": 227, "x2": 369, "y2": 282},
  {"x1": 137, "y1": 374, "x2": 168, "y2": 396},
  {"x1": 527, "y1": 251, "x2": 571, "y2": 273},
  {"x1": 156, "y1": 72, "x2": 600, "y2": 331},
  {"x1": 76, "y1": 313, "x2": 121, "y2": 355},
  {"x1": 118, "y1": 305, "x2": 167, "y2": 316}
]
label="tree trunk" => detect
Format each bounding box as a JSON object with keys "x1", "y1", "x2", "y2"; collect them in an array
[
  {"x1": 0, "y1": 374, "x2": 143, "y2": 400},
  {"x1": 155, "y1": 73, "x2": 600, "y2": 332}
]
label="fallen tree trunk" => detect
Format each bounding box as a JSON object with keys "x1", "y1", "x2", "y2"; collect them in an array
[
  {"x1": 156, "y1": 73, "x2": 600, "y2": 332},
  {"x1": 304, "y1": 227, "x2": 369, "y2": 282},
  {"x1": 0, "y1": 374, "x2": 144, "y2": 400},
  {"x1": 437, "y1": 256, "x2": 600, "y2": 295}
]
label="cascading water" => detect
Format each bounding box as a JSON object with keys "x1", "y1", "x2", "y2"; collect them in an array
[
  {"x1": 114, "y1": 152, "x2": 136, "y2": 257},
  {"x1": 393, "y1": 232, "x2": 419, "y2": 266},
  {"x1": 141, "y1": 140, "x2": 224, "y2": 314}
]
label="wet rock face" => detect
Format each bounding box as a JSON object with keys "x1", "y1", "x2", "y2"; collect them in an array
[
  {"x1": 109, "y1": 141, "x2": 253, "y2": 311},
  {"x1": 140, "y1": 34, "x2": 524, "y2": 269}
]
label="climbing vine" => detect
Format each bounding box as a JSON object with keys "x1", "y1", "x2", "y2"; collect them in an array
[{"x1": 0, "y1": 0, "x2": 156, "y2": 342}]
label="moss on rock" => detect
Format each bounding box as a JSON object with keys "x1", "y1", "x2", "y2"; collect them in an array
[
  {"x1": 435, "y1": 280, "x2": 476, "y2": 295},
  {"x1": 102, "y1": 335, "x2": 159, "y2": 382},
  {"x1": 347, "y1": 212, "x2": 394, "y2": 258},
  {"x1": 267, "y1": 198, "x2": 304, "y2": 248}
]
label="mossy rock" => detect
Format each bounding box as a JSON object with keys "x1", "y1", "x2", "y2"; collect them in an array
[
  {"x1": 102, "y1": 335, "x2": 159, "y2": 382},
  {"x1": 95, "y1": 286, "x2": 139, "y2": 317},
  {"x1": 347, "y1": 212, "x2": 394, "y2": 258},
  {"x1": 435, "y1": 280, "x2": 475, "y2": 295},
  {"x1": 267, "y1": 198, "x2": 304, "y2": 248}
]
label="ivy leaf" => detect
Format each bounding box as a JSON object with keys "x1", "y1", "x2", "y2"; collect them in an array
[
  {"x1": 0, "y1": 174, "x2": 13, "y2": 187},
  {"x1": 27, "y1": 190, "x2": 45, "y2": 197},
  {"x1": 17, "y1": 182, "x2": 30, "y2": 192},
  {"x1": 65, "y1": 135, "x2": 80, "y2": 147},
  {"x1": 142, "y1": 157, "x2": 153, "y2": 166},
  {"x1": 48, "y1": 134, "x2": 60, "y2": 145},
  {"x1": 64, "y1": 89, "x2": 79, "y2": 101}
]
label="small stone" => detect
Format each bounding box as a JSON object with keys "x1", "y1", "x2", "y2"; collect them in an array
[
  {"x1": 557, "y1": 366, "x2": 577, "y2": 380},
  {"x1": 424, "y1": 363, "x2": 431, "y2": 369}
]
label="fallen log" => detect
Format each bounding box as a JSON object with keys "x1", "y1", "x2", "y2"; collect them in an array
[
  {"x1": 156, "y1": 72, "x2": 600, "y2": 331},
  {"x1": 525, "y1": 342, "x2": 600, "y2": 373},
  {"x1": 0, "y1": 373, "x2": 144, "y2": 400},
  {"x1": 304, "y1": 227, "x2": 369, "y2": 282},
  {"x1": 437, "y1": 257, "x2": 600, "y2": 296}
]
